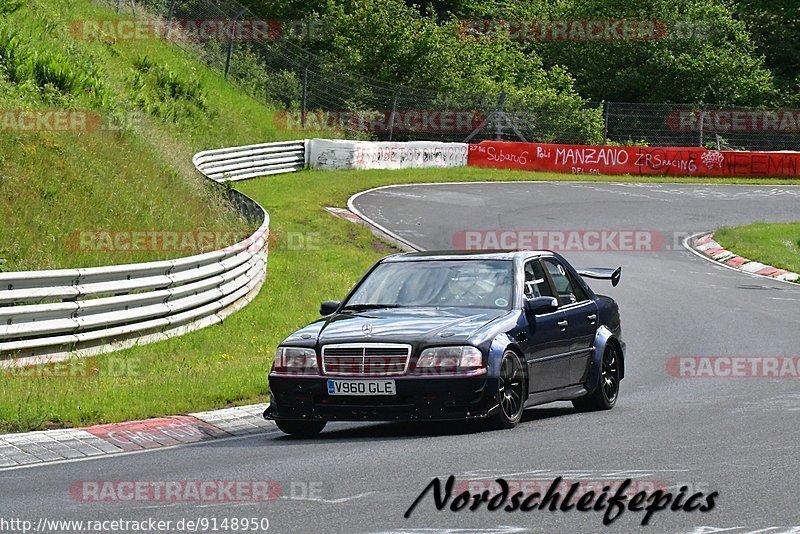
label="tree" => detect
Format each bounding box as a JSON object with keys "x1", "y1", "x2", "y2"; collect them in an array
[
  {"x1": 732, "y1": 0, "x2": 800, "y2": 99},
  {"x1": 517, "y1": 0, "x2": 776, "y2": 105}
]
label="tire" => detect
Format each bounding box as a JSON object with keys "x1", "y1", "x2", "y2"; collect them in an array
[
  {"x1": 487, "y1": 350, "x2": 526, "y2": 430},
  {"x1": 275, "y1": 420, "x2": 327, "y2": 437},
  {"x1": 572, "y1": 343, "x2": 620, "y2": 412}
]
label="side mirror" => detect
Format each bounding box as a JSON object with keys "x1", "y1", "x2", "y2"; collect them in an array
[
  {"x1": 524, "y1": 296, "x2": 559, "y2": 315},
  {"x1": 320, "y1": 300, "x2": 341, "y2": 316}
]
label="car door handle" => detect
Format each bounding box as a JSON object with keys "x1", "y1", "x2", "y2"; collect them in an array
[
  {"x1": 587, "y1": 314, "x2": 597, "y2": 324},
  {"x1": 557, "y1": 320, "x2": 569, "y2": 330}
]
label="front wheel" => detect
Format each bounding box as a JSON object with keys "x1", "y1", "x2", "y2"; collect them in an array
[
  {"x1": 573, "y1": 343, "x2": 620, "y2": 412},
  {"x1": 486, "y1": 351, "x2": 526, "y2": 430},
  {"x1": 275, "y1": 420, "x2": 327, "y2": 437}
]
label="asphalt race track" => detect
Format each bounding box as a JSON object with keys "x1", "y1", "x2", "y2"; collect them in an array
[{"x1": 2, "y1": 181, "x2": 799, "y2": 534}]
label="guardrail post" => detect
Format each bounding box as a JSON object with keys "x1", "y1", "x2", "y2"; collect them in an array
[
  {"x1": 698, "y1": 111, "x2": 705, "y2": 147},
  {"x1": 301, "y1": 63, "x2": 310, "y2": 128},
  {"x1": 224, "y1": 8, "x2": 247, "y2": 80},
  {"x1": 494, "y1": 91, "x2": 507, "y2": 140},
  {"x1": 387, "y1": 90, "x2": 400, "y2": 141}
]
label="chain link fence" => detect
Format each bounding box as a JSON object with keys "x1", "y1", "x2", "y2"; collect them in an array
[
  {"x1": 603, "y1": 102, "x2": 800, "y2": 151},
  {"x1": 100, "y1": 0, "x2": 800, "y2": 151}
]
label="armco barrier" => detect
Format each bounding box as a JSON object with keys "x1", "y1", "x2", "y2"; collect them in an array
[
  {"x1": 192, "y1": 140, "x2": 307, "y2": 182},
  {"x1": 468, "y1": 141, "x2": 800, "y2": 178},
  {"x1": 0, "y1": 137, "x2": 471, "y2": 363},
  {"x1": 0, "y1": 151, "x2": 272, "y2": 364}
]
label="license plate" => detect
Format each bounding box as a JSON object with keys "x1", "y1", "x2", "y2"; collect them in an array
[{"x1": 327, "y1": 379, "x2": 396, "y2": 396}]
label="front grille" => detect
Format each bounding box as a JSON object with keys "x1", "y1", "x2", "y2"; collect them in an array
[{"x1": 322, "y1": 343, "x2": 411, "y2": 377}]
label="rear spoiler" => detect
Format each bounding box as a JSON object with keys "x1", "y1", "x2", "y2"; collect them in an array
[{"x1": 577, "y1": 267, "x2": 622, "y2": 287}]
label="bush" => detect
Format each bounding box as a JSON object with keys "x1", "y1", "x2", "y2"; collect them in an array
[
  {"x1": 127, "y1": 57, "x2": 209, "y2": 121},
  {"x1": 29, "y1": 51, "x2": 82, "y2": 93},
  {"x1": 0, "y1": 25, "x2": 27, "y2": 84}
]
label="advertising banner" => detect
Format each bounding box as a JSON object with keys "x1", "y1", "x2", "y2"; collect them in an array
[{"x1": 468, "y1": 141, "x2": 800, "y2": 177}]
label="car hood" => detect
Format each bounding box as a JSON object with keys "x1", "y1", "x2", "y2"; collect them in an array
[{"x1": 283, "y1": 307, "x2": 510, "y2": 346}]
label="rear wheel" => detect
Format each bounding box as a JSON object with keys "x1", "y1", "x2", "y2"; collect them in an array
[
  {"x1": 487, "y1": 351, "x2": 526, "y2": 430},
  {"x1": 573, "y1": 343, "x2": 620, "y2": 412},
  {"x1": 275, "y1": 420, "x2": 327, "y2": 437}
]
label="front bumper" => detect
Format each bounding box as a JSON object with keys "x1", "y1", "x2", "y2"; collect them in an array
[{"x1": 264, "y1": 373, "x2": 492, "y2": 422}]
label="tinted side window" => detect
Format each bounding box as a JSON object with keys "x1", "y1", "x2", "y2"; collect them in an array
[
  {"x1": 523, "y1": 260, "x2": 554, "y2": 298},
  {"x1": 543, "y1": 258, "x2": 579, "y2": 306},
  {"x1": 566, "y1": 271, "x2": 589, "y2": 302}
]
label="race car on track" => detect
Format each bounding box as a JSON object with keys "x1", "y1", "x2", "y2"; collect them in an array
[{"x1": 264, "y1": 250, "x2": 624, "y2": 436}]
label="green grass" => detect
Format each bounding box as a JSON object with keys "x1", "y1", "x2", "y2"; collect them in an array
[
  {"x1": 0, "y1": 0, "x2": 334, "y2": 271},
  {"x1": 2, "y1": 166, "x2": 800, "y2": 432},
  {"x1": 715, "y1": 222, "x2": 800, "y2": 275}
]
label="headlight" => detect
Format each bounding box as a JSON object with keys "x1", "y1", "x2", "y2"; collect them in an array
[
  {"x1": 273, "y1": 346, "x2": 319, "y2": 374},
  {"x1": 414, "y1": 346, "x2": 484, "y2": 374}
]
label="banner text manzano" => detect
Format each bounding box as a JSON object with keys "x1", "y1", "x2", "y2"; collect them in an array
[
  {"x1": 468, "y1": 141, "x2": 800, "y2": 178},
  {"x1": 404, "y1": 476, "x2": 718, "y2": 526}
]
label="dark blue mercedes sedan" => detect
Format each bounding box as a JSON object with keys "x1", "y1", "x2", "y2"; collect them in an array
[{"x1": 264, "y1": 250, "x2": 624, "y2": 436}]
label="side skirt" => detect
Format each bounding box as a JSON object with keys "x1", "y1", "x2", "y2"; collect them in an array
[{"x1": 523, "y1": 385, "x2": 588, "y2": 409}]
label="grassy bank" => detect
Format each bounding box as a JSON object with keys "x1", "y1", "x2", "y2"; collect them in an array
[
  {"x1": 2, "y1": 166, "x2": 800, "y2": 432},
  {"x1": 0, "y1": 0, "x2": 327, "y2": 271},
  {"x1": 715, "y1": 222, "x2": 800, "y2": 275}
]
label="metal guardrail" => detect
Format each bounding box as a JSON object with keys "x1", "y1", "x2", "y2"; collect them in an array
[
  {"x1": 0, "y1": 143, "x2": 282, "y2": 365},
  {"x1": 193, "y1": 140, "x2": 307, "y2": 182}
]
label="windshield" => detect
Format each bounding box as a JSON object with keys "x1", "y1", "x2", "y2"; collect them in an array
[{"x1": 344, "y1": 259, "x2": 514, "y2": 310}]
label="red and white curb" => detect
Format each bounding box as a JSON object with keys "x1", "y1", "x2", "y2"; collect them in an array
[
  {"x1": 690, "y1": 233, "x2": 799, "y2": 283},
  {"x1": 0, "y1": 404, "x2": 272, "y2": 468}
]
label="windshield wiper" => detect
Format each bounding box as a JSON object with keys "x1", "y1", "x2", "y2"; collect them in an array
[{"x1": 341, "y1": 303, "x2": 402, "y2": 311}]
